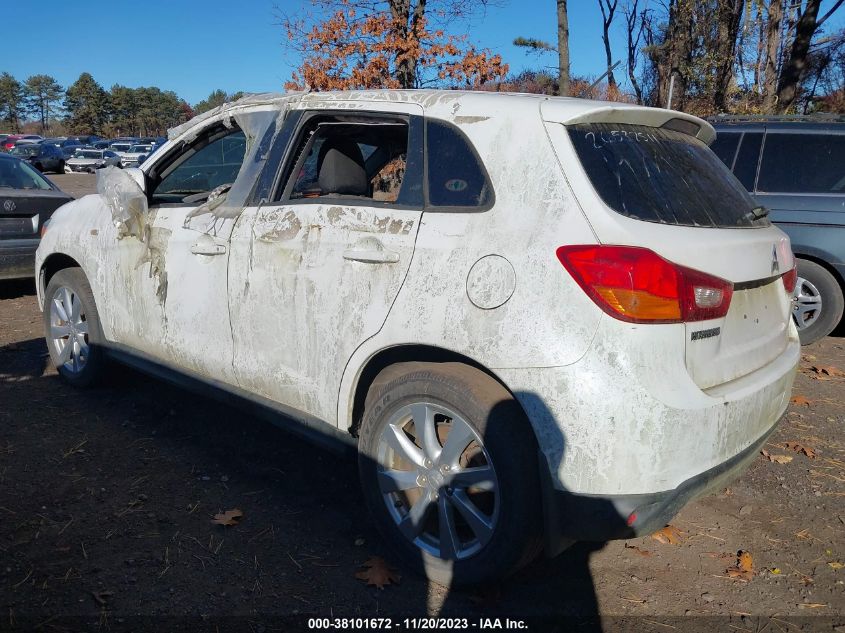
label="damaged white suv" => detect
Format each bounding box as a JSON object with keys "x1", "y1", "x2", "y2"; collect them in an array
[{"x1": 36, "y1": 91, "x2": 799, "y2": 586}]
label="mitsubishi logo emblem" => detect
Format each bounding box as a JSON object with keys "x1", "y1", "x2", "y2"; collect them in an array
[
  {"x1": 771, "y1": 245, "x2": 780, "y2": 276},
  {"x1": 3, "y1": 200, "x2": 14, "y2": 212}
]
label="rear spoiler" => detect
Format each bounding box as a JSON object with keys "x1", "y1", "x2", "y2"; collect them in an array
[{"x1": 540, "y1": 101, "x2": 716, "y2": 145}]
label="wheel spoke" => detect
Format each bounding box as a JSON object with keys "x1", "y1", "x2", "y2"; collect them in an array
[
  {"x1": 51, "y1": 324, "x2": 71, "y2": 339},
  {"x1": 75, "y1": 321, "x2": 89, "y2": 335},
  {"x1": 438, "y1": 418, "x2": 476, "y2": 468},
  {"x1": 57, "y1": 339, "x2": 72, "y2": 365},
  {"x1": 437, "y1": 495, "x2": 460, "y2": 560},
  {"x1": 451, "y1": 490, "x2": 494, "y2": 546},
  {"x1": 76, "y1": 332, "x2": 89, "y2": 353},
  {"x1": 70, "y1": 293, "x2": 82, "y2": 323},
  {"x1": 384, "y1": 424, "x2": 425, "y2": 467},
  {"x1": 410, "y1": 403, "x2": 441, "y2": 462},
  {"x1": 61, "y1": 288, "x2": 73, "y2": 319},
  {"x1": 450, "y1": 465, "x2": 496, "y2": 492},
  {"x1": 397, "y1": 492, "x2": 434, "y2": 540},
  {"x1": 71, "y1": 340, "x2": 80, "y2": 373},
  {"x1": 377, "y1": 468, "x2": 420, "y2": 493},
  {"x1": 52, "y1": 297, "x2": 69, "y2": 322}
]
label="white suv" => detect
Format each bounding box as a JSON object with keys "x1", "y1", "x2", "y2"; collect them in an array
[{"x1": 35, "y1": 91, "x2": 799, "y2": 586}]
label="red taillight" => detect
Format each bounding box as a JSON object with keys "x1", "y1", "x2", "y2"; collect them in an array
[
  {"x1": 782, "y1": 267, "x2": 797, "y2": 294},
  {"x1": 556, "y1": 245, "x2": 733, "y2": 323}
]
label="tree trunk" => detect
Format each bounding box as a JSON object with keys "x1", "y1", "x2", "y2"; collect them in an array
[
  {"x1": 625, "y1": 0, "x2": 644, "y2": 104},
  {"x1": 657, "y1": 0, "x2": 694, "y2": 109},
  {"x1": 389, "y1": 0, "x2": 424, "y2": 89},
  {"x1": 775, "y1": 0, "x2": 822, "y2": 113},
  {"x1": 558, "y1": 0, "x2": 570, "y2": 96},
  {"x1": 761, "y1": 0, "x2": 784, "y2": 112},
  {"x1": 598, "y1": 0, "x2": 618, "y2": 90},
  {"x1": 713, "y1": 0, "x2": 744, "y2": 111}
]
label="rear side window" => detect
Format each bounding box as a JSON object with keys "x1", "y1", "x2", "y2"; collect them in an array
[
  {"x1": 710, "y1": 131, "x2": 741, "y2": 169},
  {"x1": 425, "y1": 119, "x2": 493, "y2": 209},
  {"x1": 758, "y1": 133, "x2": 845, "y2": 194},
  {"x1": 568, "y1": 124, "x2": 766, "y2": 228},
  {"x1": 732, "y1": 132, "x2": 763, "y2": 190}
]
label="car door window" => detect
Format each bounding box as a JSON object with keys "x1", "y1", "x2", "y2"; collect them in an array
[
  {"x1": 710, "y1": 132, "x2": 741, "y2": 169},
  {"x1": 732, "y1": 132, "x2": 763, "y2": 191},
  {"x1": 152, "y1": 129, "x2": 246, "y2": 204},
  {"x1": 757, "y1": 132, "x2": 845, "y2": 194},
  {"x1": 426, "y1": 119, "x2": 494, "y2": 210},
  {"x1": 278, "y1": 115, "x2": 421, "y2": 208}
]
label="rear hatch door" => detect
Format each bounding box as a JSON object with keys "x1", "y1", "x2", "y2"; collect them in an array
[{"x1": 541, "y1": 103, "x2": 794, "y2": 389}]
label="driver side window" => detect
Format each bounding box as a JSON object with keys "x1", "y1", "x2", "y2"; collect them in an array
[{"x1": 152, "y1": 129, "x2": 246, "y2": 204}]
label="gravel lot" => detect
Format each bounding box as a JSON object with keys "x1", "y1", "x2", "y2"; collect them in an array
[{"x1": 1, "y1": 174, "x2": 843, "y2": 630}]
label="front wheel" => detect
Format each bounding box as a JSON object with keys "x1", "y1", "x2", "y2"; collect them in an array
[
  {"x1": 55, "y1": 160, "x2": 64, "y2": 174},
  {"x1": 43, "y1": 267, "x2": 106, "y2": 387},
  {"x1": 358, "y1": 362, "x2": 542, "y2": 587},
  {"x1": 792, "y1": 259, "x2": 844, "y2": 345}
]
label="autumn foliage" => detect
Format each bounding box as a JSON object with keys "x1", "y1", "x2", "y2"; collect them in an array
[{"x1": 282, "y1": 1, "x2": 508, "y2": 91}]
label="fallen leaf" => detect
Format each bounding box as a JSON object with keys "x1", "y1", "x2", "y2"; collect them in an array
[
  {"x1": 789, "y1": 395, "x2": 812, "y2": 407},
  {"x1": 726, "y1": 550, "x2": 753, "y2": 581},
  {"x1": 798, "y1": 603, "x2": 827, "y2": 609},
  {"x1": 355, "y1": 556, "x2": 401, "y2": 590},
  {"x1": 828, "y1": 561, "x2": 844, "y2": 570},
  {"x1": 808, "y1": 365, "x2": 845, "y2": 380},
  {"x1": 770, "y1": 568, "x2": 782, "y2": 575},
  {"x1": 624, "y1": 543, "x2": 652, "y2": 557},
  {"x1": 761, "y1": 449, "x2": 793, "y2": 464},
  {"x1": 783, "y1": 442, "x2": 817, "y2": 459},
  {"x1": 651, "y1": 525, "x2": 684, "y2": 545},
  {"x1": 211, "y1": 508, "x2": 243, "y2": 526}
]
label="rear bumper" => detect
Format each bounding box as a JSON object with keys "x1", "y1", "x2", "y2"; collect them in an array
[
  {"x1": 0, "y1": 238, "x2": 38, "y2": 280},
  {"x1": 541, "y1": 417, "x2": 778, "y2": 552}
]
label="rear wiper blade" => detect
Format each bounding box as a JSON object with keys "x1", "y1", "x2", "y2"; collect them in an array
[{"x1": 750, "y1": 205, "x2": 769, "y2": 219}]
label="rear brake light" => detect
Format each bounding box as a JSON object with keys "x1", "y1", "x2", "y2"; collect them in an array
[
  {"x1": 782, "y1": 267, "x2": 797, "y2": 294},
  {"x1": 556, "y1": 245, "x2": 733, "y2": 323}
]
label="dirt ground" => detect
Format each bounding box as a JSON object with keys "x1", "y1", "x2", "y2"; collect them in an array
[{"x1": 0, "y1": 174, "x2": 843, "y2": 631}]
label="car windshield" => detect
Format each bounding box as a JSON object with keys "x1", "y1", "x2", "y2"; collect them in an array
[
  {"x1": 0, "y1": 158, "x2": 52, "y2": 190},
  {"x1": 10, "y1": 145, "x2": 39, "y2": 157},
  {"x1": 129, "y1": 145, "x2": 151, "y2": 152},
  {"x1": 75, "y1": 150, "x2": 102, "y2": 159},
  {"x1": 568, "y1": 123, "x2": 768, "y2": 228},
  {"x1": 111, "y1": 144, "x2": 131, "y2": 152}
]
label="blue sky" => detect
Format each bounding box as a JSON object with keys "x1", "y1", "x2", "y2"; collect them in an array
[{"x1": 3, "y1": 1, "x2": 843, "y2": 105}]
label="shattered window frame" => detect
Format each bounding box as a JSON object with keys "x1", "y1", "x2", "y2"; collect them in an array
[{"x1": 272, "y1": 111, "x2": 425, "y2": 211}]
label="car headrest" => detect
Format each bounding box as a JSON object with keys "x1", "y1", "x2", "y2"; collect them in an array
[{"x1": 317, "y1": 139, "x2": 367, "y2": 196}]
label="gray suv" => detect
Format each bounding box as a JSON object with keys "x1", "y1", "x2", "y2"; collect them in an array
[{"x1": 710, "y1": 116, "x2": 845, "y2": 345}]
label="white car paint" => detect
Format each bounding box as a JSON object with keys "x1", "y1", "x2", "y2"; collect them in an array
[{"x1": 36, "y1": 90, "x2": 798, "y2": 506}]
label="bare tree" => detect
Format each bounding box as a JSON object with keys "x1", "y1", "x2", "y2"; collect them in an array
[
  {"x1": 761, "y1": 0, "x2": 784, "y2": 111},
  {"x1": 776, "y1": 0, "x2": 844, "y2": 112},
  {"x1": 558, "y1": 0, "x2": 571, "y2": 96},
  {"x1": 713, "y1": 0, "x2": 745, "y2": 110},
  {"x1": 624, "y1": 0, "x2": 646, "y2": 103},
  {"x1": 598, "y1": 0, "x2": 620, "y2": 89}
]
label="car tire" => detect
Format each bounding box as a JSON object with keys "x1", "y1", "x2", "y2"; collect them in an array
[
  {"x1": 793, "y1": 259, "x2": 845, "y2": 346},
  {"x1": 358, "y1": 362, "x2": 543, "y2": 587},
  {"x1": 55, "y1": 160, "x2": 64, "y2": 174},
  {"x1": 43, "y1": 267, "x2": 106, "y2": 387},
  {"x1": 34, "y1": 162, "x2": 43, "y2": 172}
]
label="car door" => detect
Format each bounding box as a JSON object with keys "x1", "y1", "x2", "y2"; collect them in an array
[
  {"x1": 105, "y1": 124, "x2": 247, "y2": 384},
  {"x1": 228, "y1": 105, "x2": 424, "y2": 423}
]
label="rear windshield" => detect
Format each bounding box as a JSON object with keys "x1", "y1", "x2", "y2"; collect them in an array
[{"x1": 568, "y1": 123, "x2": 767, "y2": 228}]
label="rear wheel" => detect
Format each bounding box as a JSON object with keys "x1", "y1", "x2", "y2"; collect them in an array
[
  {"x1": 34, "y1": 162, "x2": 43, "y2": 172},
  {"x1": 55, "y1": 160, "x2": 64, "y2": 174},
  {"x1": 358, "y1": 362, "x2": 542, "y2": 587},
  {"x1": 792, "y1": 259, "x2": 844, "y2": 345},
  {"x1": 43, "y1": 268, "x2": 106, "y2": 387}
]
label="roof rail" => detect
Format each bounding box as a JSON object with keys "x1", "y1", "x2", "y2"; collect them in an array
[{"x1": 706, "y1": 113, "x2": 845, "y2": 123}]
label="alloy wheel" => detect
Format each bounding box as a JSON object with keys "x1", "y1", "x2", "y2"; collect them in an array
[
  {"x1": 49, "y1": 286, "x2": 90, "y2": 374},
  {"x1": 376, "y1": 402, "x2": 499, "y2": 561},
  {"x1": 792, "y1": 276, "x2": 823, "y2": 330}
]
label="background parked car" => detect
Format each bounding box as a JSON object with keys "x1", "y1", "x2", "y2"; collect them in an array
[
  {"x1": 9, "y1": 142, "x2": 65, "y2": 174},
  {"x1": 2, "y1": 135, "x2": 43, "y2": 151},
  {"x1": 710, "y1": 115, "x2": 845, "y2": 345},
  {"x1": 65, "y1": 148, "x2": 120, "y2": 173},
  {"x1": 120, "y1": 144, "x2": 153, "y2": 168},
  {"x1": 0, "y1": 153, "x2": 72, "y2": 280}
]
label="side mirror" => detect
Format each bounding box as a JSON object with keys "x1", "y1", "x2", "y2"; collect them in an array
[{"x1": 124, "y1": 167, "x2": 146, "y2": 193}]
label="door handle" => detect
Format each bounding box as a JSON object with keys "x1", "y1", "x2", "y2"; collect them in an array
[
  {"x1": 190, "y1": 235, "x2": 227, "y2": 256},
  {"x1": 343, "y1": 248, "x2": 400, "y2": 264}
]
